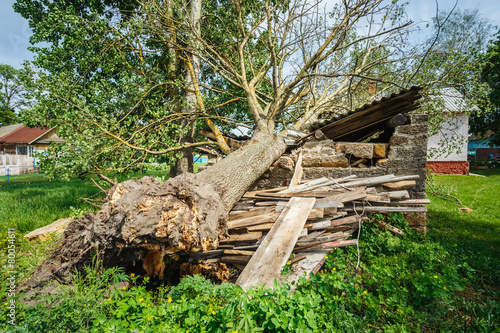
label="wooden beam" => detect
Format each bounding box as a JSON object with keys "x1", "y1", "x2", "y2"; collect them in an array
[
  {"x1": 220, "y1": 232, "x2": 263, "y2": 243},
  {"x1": 381, "y1": 180, "x2": 416, "y2": 189},
  {"x1": 236, "y1": 197, "x2": 316, "y2": 290},
  {"x1": 288, "y1": 151, "x2": 303, "y2": 189},
  {"x1": 386, "y1": 113, "x2": 407, "y2": 128},
  {"x1": 228, "y1": 212, "x2": 279, "y2": 229}
]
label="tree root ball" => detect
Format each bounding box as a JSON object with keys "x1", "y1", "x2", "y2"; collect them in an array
[
  {"x1": 25, "y1": 173, "x2": 228, "y2": 289},
  {"x1": 179, "y1": 262, "x2": 230, "y2": 283}
]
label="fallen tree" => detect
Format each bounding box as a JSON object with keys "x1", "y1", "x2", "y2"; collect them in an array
[
  {"x1": 18, "y1": 0, "x2": 484, "y2": 288},
  {"x1": 26, "y1": 133, "x2": 287, "y2": 287}
]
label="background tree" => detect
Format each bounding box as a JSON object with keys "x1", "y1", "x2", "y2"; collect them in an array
[
  {"x1": 0, "y1": 64, "x2": 29, "y2": 126},
  {"x1": 15, "y1": 0, "x2": 230, "y2": 178},
  {"x1": 470, "y1": 29, "x2": 500, "y2": 146},
  {"x1": 409, "y1": 7, "x2": 494, "y2": 158}
]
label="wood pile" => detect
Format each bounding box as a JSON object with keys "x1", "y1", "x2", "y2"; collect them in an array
[{"x1": 186, "y1": 157, "x2": 429, "y2": 290}]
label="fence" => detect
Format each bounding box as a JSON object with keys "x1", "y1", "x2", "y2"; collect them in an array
[
  {"x1": 0, "y1": 154, "x2": 35, "y2": 167},
  {"x1": 0, "y1": 154, "x2": 39, "y2": 180}
]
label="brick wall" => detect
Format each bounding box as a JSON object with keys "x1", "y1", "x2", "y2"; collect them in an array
[{"x1": 251, "y1": 113, "x2": 429, "y2": 232}]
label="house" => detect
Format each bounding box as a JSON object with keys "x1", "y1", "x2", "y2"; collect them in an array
[
  {"x1": 426, "y1": 88, "x2": 478, "y2": 175},
  {"x1": 468, "y1": 131, "x2": 500, "y2": 161},
  {"x1": 0, "y1": 124, "x2": 65, "y2": 156}
]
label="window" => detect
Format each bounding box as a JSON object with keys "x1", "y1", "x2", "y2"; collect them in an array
[
  {"x1": 16, "y1": 145, "x2": 27, "y2": 155},
  {"x1": 16, "y1": 145, "x2": 35, "y2": 156}
]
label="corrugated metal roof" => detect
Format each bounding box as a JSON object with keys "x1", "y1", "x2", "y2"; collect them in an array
[
  {"x1": 431, "y1": 87, "x2": 480, "y2": 113},
  {"x1": 0, "y1": 126, "x2": 53, "y2": 144},
  {"x1": 309, "y1": 86, "x2": 422, "y2": 131},
  {"x1": 299, "y1": 86, "x2": 423, "y2": 143},
  {"x1": 0, "y1": 124, "x2": 23, "y2": 140}
]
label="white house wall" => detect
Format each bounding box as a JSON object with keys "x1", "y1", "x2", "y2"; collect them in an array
[{"x1": 427, "y1": 113, "x2": 468, "y2": 162}]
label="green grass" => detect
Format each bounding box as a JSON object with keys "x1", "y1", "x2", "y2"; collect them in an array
[
  {"x1": 0, "y1": 170, "x2": 169, "y2": 234},
  {"x1": 0, "y1": 170, "x2": 499, "y2": 332},
  {"x1": 427, "y1": 169, "x2": 500, "y2": 255},
  {"x1": 426, "y1": 169, "x2": 500, "y2": 292}
]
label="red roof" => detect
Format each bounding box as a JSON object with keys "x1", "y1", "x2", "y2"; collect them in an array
[{"x1": 0, "y1": 126, "x2": 53, "y2": 144}]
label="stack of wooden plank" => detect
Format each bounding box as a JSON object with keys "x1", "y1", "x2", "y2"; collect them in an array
[{"x1": 187, "y1": 167, "x2": 429, "y2": 290}]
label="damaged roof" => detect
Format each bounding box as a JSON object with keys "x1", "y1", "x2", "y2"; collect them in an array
[{"x1": 299, "y1": 86, "x2": 423, "y2": 143}]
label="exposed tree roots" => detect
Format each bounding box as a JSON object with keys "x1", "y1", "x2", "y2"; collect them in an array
[{"x1": 24, "y1": 173, "x2": 228, "y2": 289}]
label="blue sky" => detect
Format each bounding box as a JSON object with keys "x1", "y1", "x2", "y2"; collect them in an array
[{"x1": 1, "y1": 0, "x2": 499, "y2": 69}]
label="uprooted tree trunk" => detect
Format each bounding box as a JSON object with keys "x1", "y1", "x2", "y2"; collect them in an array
[{"x1": 25, "y1": 133, "x2": 287, "y2": 289}]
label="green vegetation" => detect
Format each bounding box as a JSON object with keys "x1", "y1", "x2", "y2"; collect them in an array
[
  {"x1": 1, "y1": 171, "x2": 499, "y2": 332},
  {"x1": 0, "y1": 170, "x2": 169, "y2": 234}
]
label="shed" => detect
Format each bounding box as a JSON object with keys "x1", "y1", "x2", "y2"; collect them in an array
[{"x1": 426, "y1": 88, "x2": 478, "y2": 175}]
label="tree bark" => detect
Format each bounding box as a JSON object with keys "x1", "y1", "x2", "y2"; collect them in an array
[
  {"x1": 172, "y1": 0, "x2": 203, "y2": 176},
  {"x1": 25, "y1": 131, "x2": 288, "y2": 289}
]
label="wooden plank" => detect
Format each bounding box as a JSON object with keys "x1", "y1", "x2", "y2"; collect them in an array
[
  {"x1": 330, "y1": 215, "x2": 363, "y2": 227},
  {"x1": 246, "y1": 222, "x2": 275, "y2": 231},
  {"x1": 331, "y1": 175, "x2": 419, "y2": 190},
  {"x1": 309, "y1": 219, "x2": 332, "y2": 231},
  {"x1": 276, "y1": 200, "x2": 340, "y2": 212},
  {"x1": 228, "y1": 207, "x2": 274, "y2": 220},
  {"x1": 295, "y1": 232, "x2": 344, "y2": 248},
  {"x1": 228, "y1": 212, "x2": 278, "y2": 229},
  {"x1": 277, "y1": 251, "x2": 328, "y2": 288},
  {"x1": 255, "y1": 201, "x2": 279, "y2": 206},
  {"x1": 325, "y1": 188, "x2": 368, "y2": 203},
  {"x1": 324, "y1": 211, "x2": 347, "y2": 219},
  {"x1": 243, "y1": 192, "x2": 317, "y2": 200},
  {"x1": 221, "y1": 232, "x2": 262, "y2": 243},
  {"x1": 381, "y1": 180, "x2": 416, "y2": 189},
  {"x1": 257, "y1": 191, "x2": 327, "y2": 199},
  {"x1": 326, "y1": 225, "x2": 357, "y2": 233},
  {"x1": 330, "y1": 174, "x2": 395, "y2": 189},
  {"x1": 280, "y1": 177, "x2": 330, "y2": 193},
  {"x1": 224, "y1": 249, "x2": 255, "y2": 256},
  {"x1": 364, "y1": 193, "x2": 391, "y2": 202},
  {"x1": 345, "y1": 206, "x2": 428, "y2": 213},
  {"x1": 369, "y1": 199, "x2": 431, "y2": 205},
  {"x1": 289, "y1": 253, "x2": 307, "y2": 264},
  {"x1": 376, "y1": 221, "x2": 405, "y2": 236},
  {"x1": 236, "y1": 197, "x2": 316, "y2": 290},
  {"x1": 394, "y1": 199, "x2": 430, "y2": 204},
  {"x1": 288, "y1": 151, "x2": 303, "y2": 189},
  {"x1": 307, "y1": 208, "x2": 324, "y2": 220},
  {"x1": 283, "y1": 175, "x2": 358, "y2": 194},
  {"x1": 296, "y1": 239, "x2": 358, "y2": 252},
  {"x1": 314, "y1": 200, "x2": 342, "y2": 209},
  {"x1": 380, "y1": 190, "x2": 410, "y2": 199},
  {"x1": 298, "y1": 230, "x2": 325, "y2": 242},
  {"x1": 221, "y1": 255, "x2": 252, "y2": 265}
]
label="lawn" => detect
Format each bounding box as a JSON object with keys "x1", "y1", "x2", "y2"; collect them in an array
[
  {"x1": 427, "y1": 169, "x2": 500, "y2": 257},
  {"x1": 0, "y1": 169, "x2": 499, "y2": 332},
  {"x1": 0, "y1": 170, "x2": 170, "y2": 233}
]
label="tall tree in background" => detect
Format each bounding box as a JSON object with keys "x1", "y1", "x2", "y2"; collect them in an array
[
  {"x1": 471, "y1": 30, "x2": 500, "y2": 146},
  {"x1": 0, "y1": 64, "x2": 29, "y2": 126},
  {"x1": 411, "y1": 8, "x2": 493, "y2": 158}
]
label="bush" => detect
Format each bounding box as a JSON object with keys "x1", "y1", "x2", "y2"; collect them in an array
[{"x1": 4, "y1": 214, "x2": 498, "y2": 332}]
